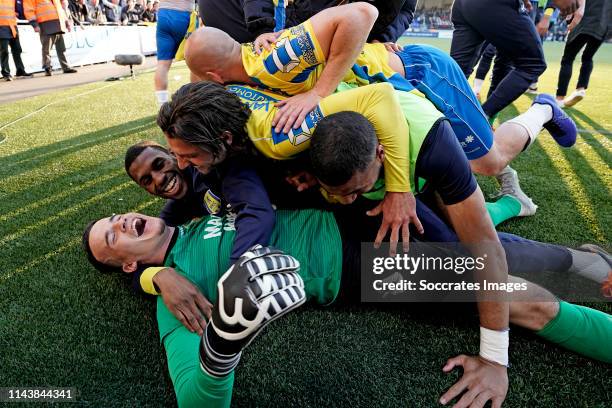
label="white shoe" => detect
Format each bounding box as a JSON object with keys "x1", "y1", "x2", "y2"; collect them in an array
[
  {"x1": 555, "y1": 98, "x2": 565, "y2": 108},
  {"x1": 526, "y1": 82, "x2": 538, "y2": 94},
  {"x1": 495, "y1": 167, "x2": 538, "y2": 216},
  {"x1": 563, "y1": 89, "x2": 586, "y2": 107}
]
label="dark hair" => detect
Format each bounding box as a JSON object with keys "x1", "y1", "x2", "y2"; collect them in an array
[
  {"x1": 157, "y1": 81, "x2": 252, "y2": 158},
  {"x1": 82, "y1": 220, "x2": 120, "y2": 273},
  {"x1": 310, "y1": 111, "x2": 378, "y2": 186},
  {"x1": 124, "y1": 141, "x2": 169, "y2": 180}
]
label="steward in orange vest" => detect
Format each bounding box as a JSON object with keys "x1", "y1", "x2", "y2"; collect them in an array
[
  {"x1": 0, "y1": 0, "x2": 17, "y2": 39},
  {"x1": 0, "y1": 0, "x2": 31, "y2": 80},
  {"x1": 23, "y1": 0, "x2": 66, "y2": 34}
]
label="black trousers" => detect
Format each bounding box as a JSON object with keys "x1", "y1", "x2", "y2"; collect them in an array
[
  {"x1": 450, "y1": 0, "x2": 547, "y2": 117},
  {"x1": 556, "y1": 33, "x2": 604, "y2": 97},
  {"x1": 0, "y1": 34, "x2": 26, "y2": 77}
]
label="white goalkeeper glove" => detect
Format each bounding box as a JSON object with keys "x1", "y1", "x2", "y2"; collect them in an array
[{"x1": 200, "y1": 245, "x2": 306, "y2": 377}]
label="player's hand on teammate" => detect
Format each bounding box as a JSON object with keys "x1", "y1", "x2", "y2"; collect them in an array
[
  {"x1": 254, "y1": 31, "x2": 282, "y2": 55},
  {"x1": 440, "y1": 355, "x2": 508, "y2": 408},
  {"x1": 367, "y1": 191, "x2": 423, "y2": 256},
  {"x1": 201, "y1": 245, "x2": 306, "y2": 377},
  {"x1": 273, "y1": 89, "x2": 322, "y2": 134},
  {"x1": 372, "y1": 40, "x2": 403, "y2": 52},
  {"x1": 286, "y1": 170, "x2": 318, "y2": 192},
  {"x1": 153, "y1": 267, "x2": 212, "y2": 335}
]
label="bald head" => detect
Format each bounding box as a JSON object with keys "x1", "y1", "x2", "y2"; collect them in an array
[{"x1": 185, "y1": 27, "x2": 241, "y2": 82}]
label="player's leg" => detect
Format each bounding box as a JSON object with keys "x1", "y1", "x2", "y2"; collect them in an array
[
  {"x1": 163, "y1": 326, "x2": 234, "y2": 408},
  {"x1": 486, "y1": 51, "x2": 513, "y2": 105},
  {"x1": 556, "y1": 34, "x2": 587, "y2": 105},
  {"x1": 154, "y1": 8, "x2": 191, "y2": 105},
  {"x1": 155, "y1": 60, "x2": 173, "y2": 103},
  {"x1": 473, "y1": 91, "x2": 577, "y2": 204},
  {"x1": 396, "y1": 40, "x2": 534, "y2": 205},
  {"x1": 508, "y1": 277, "x2": 612, "y2": 363},
  {"x1": 472, "y1": 43, "x2": 496, "y2": 98},
  {"x1": 398, "y1": 43, "x2": 494, "y2": 164},
  {"x1": 449, "y1": 0, "x2": 485, "y2": 77},
  {"x1": 458, "y1": 0, "x2": 547, "y2": 118}
]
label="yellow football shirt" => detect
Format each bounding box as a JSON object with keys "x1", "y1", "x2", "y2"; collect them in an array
[
  {"x1": 226, "y1": 82, "x2": 411, "y2": 193},
  {"x1": 240, "y1": 20, "x2": 411, "y2": 95}
]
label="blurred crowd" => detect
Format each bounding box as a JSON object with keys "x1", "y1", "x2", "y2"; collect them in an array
[
  {"x1": 65, "y1": 0, "x2": 159, "y2": 26},
  {"x1": 411, "y1": 6, "x2": 569, "y2": 39},
  {"x1": 411, "y1": 7, "x2": 452, "y2": 30}
]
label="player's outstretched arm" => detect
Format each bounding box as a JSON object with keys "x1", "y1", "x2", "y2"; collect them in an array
[
  {"x1": 200, "y1": 245, "x2": 306, "y2": 377},
  {"x1": 441, "y1": 188, "x2": 509, "y2": 408},
  {"x1": 273, "y1": 2, "x2": 379, "y2": 133}
]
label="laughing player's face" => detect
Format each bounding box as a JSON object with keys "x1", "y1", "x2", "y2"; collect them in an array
[
  {"x1": 88, "y1": 213, "x2": 169, "y2": 272},
  {"x1": 128, "y1": 147, "x2": 188, "y2": 200},
  {"x1": 165, "y1": 136, "x2": 226, "y2": 175}
]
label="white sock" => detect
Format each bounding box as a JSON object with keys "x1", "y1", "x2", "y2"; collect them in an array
[
  {"x1": 505, "y1": 103, "x2": 552, "y2": 147},
  {"x1": 472, "y1": 78, "x2": 484, "y2": 94},
  {"x1": 567, "y1": 249, "x2": 610, "y2": 283},
  {"x1": 155, "y1": 90, "x2": 169, "y2": 106}
]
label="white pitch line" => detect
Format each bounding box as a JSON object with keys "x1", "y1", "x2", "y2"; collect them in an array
[{"x1": 0, "y1": 82, "x2": 120, "y2": 142}]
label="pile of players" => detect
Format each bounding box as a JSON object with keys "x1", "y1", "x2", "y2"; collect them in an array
[{"x1": 82, "y1": 2, "x2": 612, "y2": 407}]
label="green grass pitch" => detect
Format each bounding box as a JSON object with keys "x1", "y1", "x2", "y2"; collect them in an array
[{"x1": 0, "y1": 38, "x2": 610, "y2": 407}]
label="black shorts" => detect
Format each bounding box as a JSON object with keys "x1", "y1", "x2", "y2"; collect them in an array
[{"x1": 415, "y1": 119, "x2": 478, "y2": 205}]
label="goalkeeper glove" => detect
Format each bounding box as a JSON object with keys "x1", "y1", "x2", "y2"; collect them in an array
[{"x1": 200, "y1": 245, "x2": 306, "y2": 377}]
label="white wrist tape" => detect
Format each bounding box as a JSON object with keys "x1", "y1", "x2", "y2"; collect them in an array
[{"x1": 479, "y1": 327, "x2": 509, "y2": 366}]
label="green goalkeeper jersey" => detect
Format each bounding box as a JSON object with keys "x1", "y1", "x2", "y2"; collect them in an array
[{"x1": 157, "y1": 209, "x2": 343, "y2": 341}]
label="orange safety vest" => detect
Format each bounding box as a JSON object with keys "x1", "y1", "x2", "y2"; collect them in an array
[
  {"x1": 0, "y1": 0, "x2": 17, "y2": 37},
  {"x1": 23, "y1": 0, "x2": 66, "y2": 30}
]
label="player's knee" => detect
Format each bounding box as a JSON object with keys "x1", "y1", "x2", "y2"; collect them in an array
[
  {"x1": 470, "y1": 157, "x2": 505, "y2": 177},
  {"x1": 518, "y1": 58, "x2": 547, "y2": 82}
]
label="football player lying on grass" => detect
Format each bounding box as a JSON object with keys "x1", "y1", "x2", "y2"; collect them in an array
[
  {"x1": 154, "y1": 80, "x2": 590, "y2": 407},
  {"x1": 122, "y1": 134, "x2": 556, "y2": 337},
  {"x1": 184, "y1": 1, "x2": 578, "y2": 206},
  {"x1": 154, "y1": 80, "x2": 524, "y2": 407},
  {"x1": 124, "y1": 140, "x2": 329, "y2": 331},
  {"x1": 82, "y1": 209, "x2": 612, "y2": 408}
]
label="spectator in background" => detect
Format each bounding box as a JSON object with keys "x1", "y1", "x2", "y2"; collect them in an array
[
  {"x1": 24, "y1": 0, "x2": 78, "y2": 75},
  {"x1": 102, "y1": 0, "x2": 121, "y2": 22},
  {"x1": 1, "y1": 0, "x2": 32, "y2": 80},
  {"x1": 121, "y1": 0, "x2": 143, "y2": 24},
  {"x1": 88, "y1": 0, "x2": 107, "y2": 23},
  {"x1": 70, "y1": 0, "x2": 95, "y2": 24},
  {"x1": 141, "y1": 0, "x2": 155, "y2": 22},
  {"x1": 556, "y1": 0, "x2": 611, "y2": 108}
]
